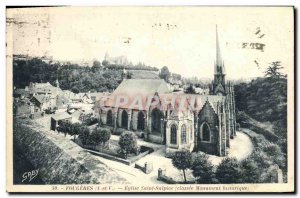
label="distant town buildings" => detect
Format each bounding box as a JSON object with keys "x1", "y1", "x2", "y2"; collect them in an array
[
  {"x1": 13, "y1": 80, "x2": 102, "y2": 123},
  {"x1": 104, "y1": 52, "x2": 129, "y2": 65}
]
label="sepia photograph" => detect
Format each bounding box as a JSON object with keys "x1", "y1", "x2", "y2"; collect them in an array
[{"x1": 5, "y1": 6, "x2": 294, "y2": 193}]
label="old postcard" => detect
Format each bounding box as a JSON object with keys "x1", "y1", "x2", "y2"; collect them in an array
[{"x1": 6, "y1": 6, "x2": 294, "y2": 193}]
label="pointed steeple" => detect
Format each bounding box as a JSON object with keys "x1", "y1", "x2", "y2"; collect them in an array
[
  {"x1": 212, "y1": 25, "x2": 226, "y2": 96},
  {"x1": 215, "y1": 25, "x2": 225, "y2": 74},
  {"x1": 216, "y1": 25, "x2": 222, "y2": 67}
]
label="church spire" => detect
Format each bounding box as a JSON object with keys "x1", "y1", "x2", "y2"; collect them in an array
[
  {"x1": 216, "y1": 25, "x2": 222, "y2": 67},
  {"x1": 212, "y1": 25, "x2": 226, "y2": 96},
  {"x1": 215, "y1": 25, "x2": 225, "y2": 74}
]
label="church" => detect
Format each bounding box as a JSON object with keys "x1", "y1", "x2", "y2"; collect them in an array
[{"x1": 98, "y1": 27, "x2": 236, "y2": 156}]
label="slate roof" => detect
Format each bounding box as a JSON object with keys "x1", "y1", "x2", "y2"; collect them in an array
[
  {"x1": 32, "y1": 95, "x2": 51, "y2": 104},
  {"x1": 113, "y1": 79, "x2": 171, "y2": 95},
  {"x1": 29, "y1": 82, "x2": 62, "y2": 95},
  {"x1": 51, "y1": 112, "x2": 72, "y2": 121}
]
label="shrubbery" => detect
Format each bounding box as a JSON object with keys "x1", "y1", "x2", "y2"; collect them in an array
[
  {"x1": 171, "y1": 149, "x2": 282, "y2": 184},
  {"x1": 216, "y1": 158, "x2": 242, "y2": 184},
  {"x1": 83, "y1": 117, "x2": 98, "y2": 126},
  {"x1": 191, "y1": 153, "x2": 216, "y2": 184},
  {"x1": 118, "y1": 131, "x2": 139, "y2": 159},
  {"x1": 78, "y1": 126, "x2": 90, "y2": 145},
  {"x1": 57, "y1": 121, "x2": 83, "y2": 140},
  {"x1": 239, "y1": 157, "x2": 260, "y2": 183}
]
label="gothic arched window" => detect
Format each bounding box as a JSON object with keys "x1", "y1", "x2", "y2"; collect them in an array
[
  {"x1": 170, "y1": 124, "x2": 177, "y2": 144},
  {"x1": 121, "y1": 110, "x2": 128, "y2": 129},
  {"x1": 201, "y1": 122, "x2": 210, "y2": 142},
  {"x1": 107, "y1": 110, "x2": 113, "y2": 126},
  {"x1": 137, "y1": 111, "x2": 145, "y2": 131},
  {"x1": 181, "y1": 124, "x2": 187, "y2": 144}
]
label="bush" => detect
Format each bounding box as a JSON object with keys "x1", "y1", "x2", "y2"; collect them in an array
[
  {"x1": 249, "y1": 149, "x2": 273, "y2": 170},
  {"x1": 172, "y1": 150, "x2": 193, "y2": 183},
  {"x1": 263, "y1": 143, "x2": 281, "y2": 156},
  {"x1": 259, "y1": 165, "x2": 280, "y2": 183},
  {"x1": 78, "y1": 126, "x2": 90, "y2": 145},
  {"x1": 83, "y1": 117, "x2": 98, "y2": 126},
  {"x1": 88, "y1": 128, "x2": 102, "y2": 148},
  {"x1": 239, "y1": 157, "x2": 260, "y2": 183},
  {"x1": 69, "y1": 122, "x2": 83, "y2": 141},
  {"x1": 118, "y1": 131, "x2": 139, "y2": 159},
  {"x1": 99, "y1": 128, "x2": 111, "y2": 147},
  {"x1": 216, "y1": 158, "x2": 242, "y2": 184},
  {"x1": 90, "y1": 127, "x2": 112, "y2": 149},
  {"x1": 191, "y1": 153, "x2": 216, "y2": 184},
  {"x1": 57, "y1": 121, "x2": 72, "y2": 136}
]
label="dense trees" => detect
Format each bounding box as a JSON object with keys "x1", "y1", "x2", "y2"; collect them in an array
[
  {"x1": 239, "y1": 157, "x2": 260, "y2": 183},
  {"x1": 234, "y1": 61, "x2": 287, "y2": 129},
  {"x1": 171, "y1": 148, "x2": 283, "y2": 184},
  {"x1": 234, "y1": 62, "x2": 287, "y2": 181},
  {"x1": 57, "y1": 120, "x2": 113, "y2": 151},
  {"x1": 191, "y1": 153, "x2": 215, "y2": 184},
  {"x1": 215, "y1": 158, "x2": 241, "y2": 184},
  {"x1": 13, "y1": 57, "x2": 159, "y2": 93}
]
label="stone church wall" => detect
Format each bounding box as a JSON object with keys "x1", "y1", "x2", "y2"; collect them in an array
[
  {"x1": 131, "y1": 110, "x2": 139, "y2": 131},
  {"x1": 196, "y1": 102, "x2": 220, "y2": 155}
]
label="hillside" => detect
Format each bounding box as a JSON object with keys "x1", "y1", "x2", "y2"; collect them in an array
[
  {"x1": 234, "y1": 76, "x2": 287, "y2": 129},
  {"x1": 13, "y1": 57, "x2": 160, "y2": 93},
  {"x1": 128, "y1": 70, "x2": 159, "y2": 79}
]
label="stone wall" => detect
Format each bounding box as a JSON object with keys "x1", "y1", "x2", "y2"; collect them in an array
[
  {"x1": 13, "y1": 120, "x2": 128, "y2": 184},
  {"x1": 196, "y1": 102, "x2": 220, "y2": 155}
]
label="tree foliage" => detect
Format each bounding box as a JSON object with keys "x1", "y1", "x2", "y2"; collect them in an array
[
  {"x1": 78, "y1": 126, "x2": 90, "y2": 145},
  {"x1": 90, "y1": 127, "x2": 112, "y2": 148},
  {"x1": 264, "y1": 61, "x2": 285, "y2": 79},
  {"x1": 100, "y1": 128, "x2": 111, "y2": 145},
  {"x1": 191, "y1": 153, "x2": 215, "y2": 184},
  {"x1": 13, "y1": 58, "x2": 123, "y2": 92},
  {"x1": 215, "y1": 158, "x2": 241, "y2": 184},
  {"x1": 234, "y1": 76, "x2": 287, "y2": 125},
  {"x1": 118, "y1": 131, "x2": 139, "y2": 159},
  {"x1": 88, "y1": 128, "x2": 102, "y2": 147},
  {"x1": 239, "y1": 157, "x2": 260, "y2": 183},
  {"x1": 185, "y1": 84, "x2": 196, "y2": 94},
  {"x1": 159, "y1": 66, "x2": 171, "y2": 82},
  {"x1": 171, "y1": 150, "x2": 193, "y2": 183}
]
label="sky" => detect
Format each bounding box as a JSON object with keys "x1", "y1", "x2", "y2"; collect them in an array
[{"x1": 7, "y1": 7, "x2": 293, "y2": 79}]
